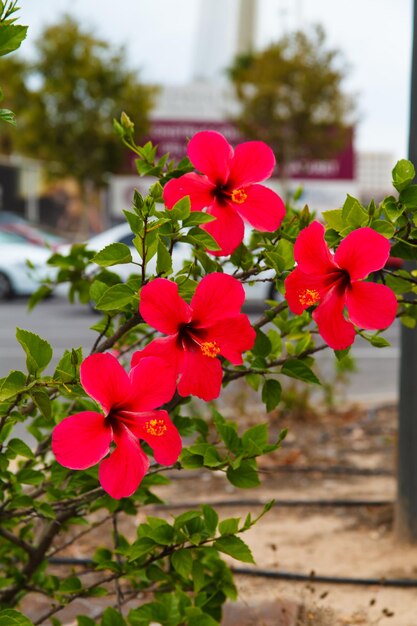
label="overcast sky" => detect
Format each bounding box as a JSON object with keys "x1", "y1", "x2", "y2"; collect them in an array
[{"x1": 17, "y1": 0, "x2": 413, "y2": 161}]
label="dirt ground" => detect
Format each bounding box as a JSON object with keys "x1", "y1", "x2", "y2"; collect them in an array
[{"x1": 21, "y1": 400, "x2": 417, "y2": 626}]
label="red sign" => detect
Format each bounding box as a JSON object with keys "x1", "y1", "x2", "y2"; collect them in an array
[{"x1": 148, "y1": 120, "x2": 354, "y2": 181}]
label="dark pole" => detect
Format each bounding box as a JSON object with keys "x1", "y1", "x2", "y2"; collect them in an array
[{"x1": 395, "y1": 0, "x2": 417, "y2": 541}]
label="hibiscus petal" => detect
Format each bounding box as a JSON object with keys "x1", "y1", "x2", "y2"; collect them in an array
[
  {"x1": 208, "y1": 314, "x2": 256, "y2": 364},
  {"x1": 191, "y1": 272, "x2": 246, "y2": 326},
  {"x1": 334, "y1": 228, "x2": 391, "y2": 280},
  {"x1": 187, "y1": 131, "x2": 233, "y2": 185},
  {"x1": 284, "y1": 267, "x2": 327, "y2": 315},
  {"x1": 98, "y1": 426, "x2": 149, "y2": 499},
  {"x1": 80, "y1": 353, "x2": 132, "y2": 414},
  {"x1": 178, "y1": 348, "x2": 223, "y2": 401},
  {"x1": 52, "y1": 411, "x2": 112, "y2": 470},
  {"x1": 139, "y1": 278, "x2": 192, "y2": 335},
  {"x1": 127, "y1": 356, "x2": 177, "y2": 411},
  {"x1": 163, "y1": 172, "x2": 215, "y2": 212},
  {"x1": 232, "y1": 184, "x2": 285, "y2": 232},
  {"x1": 126, "y1": 410, "x2": 182, "y2": 466},
  {"x1": 312, "y1": 289, "x2": 356, "y2": 350},
  {"x1": 201, "y1": 202, "x2": 245, "y2": 256},
  {"x1": 294, "y1": 221, "x2": 335, "y2": 275},
  {"x1": 131, "y1": 335, "x2": 184, "y2": 376},
  {"x1": 228, "y1": 141, "x2": 276, "y2": 187},
  {"x1": 346, "y1": 281, "x2": 397, "y2": 329}
]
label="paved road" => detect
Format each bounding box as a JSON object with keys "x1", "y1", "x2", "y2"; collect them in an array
[{"x1": 0, "y1": 295, "x2": 400, "y2": 405}]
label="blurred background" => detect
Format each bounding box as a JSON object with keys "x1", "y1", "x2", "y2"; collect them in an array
[{"x1": 0, "y1": 0, "x2": 412, "y2": 236}]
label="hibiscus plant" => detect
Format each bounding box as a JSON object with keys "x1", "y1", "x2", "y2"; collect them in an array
[{"x1": 0, "y1": 115, "x2": 416, "y2": 626}]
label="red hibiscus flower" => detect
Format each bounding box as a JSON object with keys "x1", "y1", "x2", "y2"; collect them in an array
[
  {"x1": 132, "y1": 273, "x2": 256, "y2": 401},
  {"x1": 163, "y1": 130, "x2": 286, "y2": 256},
  {"x1": 284, "y1": 221, "x2": 397, "y2": 350},
  {"x1": 52, "y1": 353, "x2": 181, "y2": 499}
]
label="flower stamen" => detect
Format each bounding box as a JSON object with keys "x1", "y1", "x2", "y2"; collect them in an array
[
  {"x1": 145, "y1": 419, "x2": 167, "y2": 437},
  {"x1": 298, "y1": 288, "x2": 320, "y2": 307},
  {"x1": 200, "y1": 340, "x2": 221, "y2": 358},
  {"x1": 230, "y1": 188, "x2": 248, "y2": 204}
]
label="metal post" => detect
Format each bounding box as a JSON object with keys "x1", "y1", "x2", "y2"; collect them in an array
[{"x1": 395, "y1": 0, "x2": 417, "y2": 541}]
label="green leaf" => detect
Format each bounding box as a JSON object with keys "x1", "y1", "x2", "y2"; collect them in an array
[
  {"x1": 368, "y1": 335, "x2": 391, "y2": 348},
  {"x1": 252, "y1": 328, "x2": 272, "y2": 357},
  {"x1": 226, "y1": 460, "x2": 260, "y2": 488},
  {"x1": 242, "y1": 423, "x2": 269, "y2": 452},
  {"x1": 59, "y1": 576, "x2": 82, "y2": 593},
  {"x1": 219, "y1": 517, "x2": 240, "y2": 535},
  {"x1": 0, "y1": 24, "x2": 28, "y2": 56},
  {"x1": 400, "y1": 184, "x2": 417, "y2": 209},
  {"x1": 101, "y1": 607, "x2": 127, "y2": 626},
  {"x1": 341, "y1": 195, "x2": 368, "y2": 229},
  {"x1": 184, "y1": 228, "x2": 221, "y2": 251},
  {"x1": 183, "y1": 211, "x2": 216, "y2": 226},
  {"x1": 77, "y1": 617, "x2": 96, "y2": 626},
  {"x1": 31, "y1": 389, "x2": 52, "y2": 420},
  {"x1": 261, "y1": 379, "x2": 282, "y2": 412},
  {"x1": 169, "y1": 195, "x2": 191, "y2": 220},
  {"x1": 16, "y1": 328, "x2": 53, "y2": 375},
  {"x1": 171, "y1": 549, "x2": 193, "y2": 578},
  {"x1": 393, "y1": 159, "x2": 415, "y2": 192},
  {"x1": 202, "y1": 505, "x2": 218, "y2": 535},
  {"x1": 156, "y1": 241, "x2": 173, "y2": 275},
  {"x1": 0, "y1": 609, "x2": 34, "y2": 626},
  {"x1": 54, "y1": 348, "x2": 81, "y2": 382},
  {"x1": 0, "y1": 370, "x2": 27, "y2": 401},
  {"x1": 281, "y1": 359, "x2": 320, "y2": 384},
  {"x1": 0, "y1": 108, "x2": 15, "y2": 125},
  {"x1": 95, "y1": 283, "x2": 135, "y2": 311},
  {"x1": 370, "y1": 220, "x2": 395, "y2": 238},
  {"x1": 128, "y1": 537, "x2": 156, "y2": 562},
  {"x1": 214, "y1": 536, "x2": 255, "y2": 563},
  {"x1": 92, "y1": 243, "x2": 132, "y2": 267},
  {"x1": 7, "y1": 438, "x2": 34, "y2": 459},
  {"x1": 322, "y1": 208, "x2": 344, "y2": 231}
]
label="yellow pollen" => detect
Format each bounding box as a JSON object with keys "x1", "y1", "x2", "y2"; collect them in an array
[
  {"x1": 145, "y1": 418, "x2": 167, "y2": 437},
  {"x1": 200, "y1": 340, "x2": 221, "y2": 358},
  {"x1": 298, "y1": 288, "x2": 320, "y2": 307},
  {"x1": 231, "y1": 188, "x2": 248, "y2": 204}
]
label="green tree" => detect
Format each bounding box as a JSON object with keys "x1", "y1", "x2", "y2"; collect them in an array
[
  {"x1": 228, "y1": 25, "x2": 354, "y2": 173},
  {"x1": 0, "y1": 15, "x2": 155, "y2": 187}
]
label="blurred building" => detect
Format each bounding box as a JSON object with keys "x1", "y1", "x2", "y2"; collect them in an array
[{"x1": 109, "y1": 81, "x2": 394, "y2": 218}]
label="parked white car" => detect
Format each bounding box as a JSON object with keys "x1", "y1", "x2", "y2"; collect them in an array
[
  {"x1": 79, "y1": 222, "x2": 277, "y2": 306},
  {"x1": 0, "y1": 231, "x2": 56, "y2": 300}
]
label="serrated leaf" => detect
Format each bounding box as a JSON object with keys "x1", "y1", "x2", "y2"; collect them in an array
[
  {"x1": 214, "y1": 535, "x2": 255, "y2": 563},
  {"x1": 171, "y1": 549, "x2": 193, "y2": 578},
  {"x1": 183, "y1": 211, "x2": 216, "y2": 226},
  {"x1": 261, "y1": 378, "x2": 282, "y2": 412},
  {"x1": 253, "y1": 328, "x2": 272, "y2": 357},
  {"x1": 0, "y1": 108, "x2": 15, "y2": 125},
  {"x1": 92, "y1": 243, "x2": 132, "y2": 267},
  {"x1": 31, "y1": 389, "x2": 51, "y2": 419},
  {"x1": 322, "y1": 208, "x2": 344, "y2": 231},
  {"x1": 0, "y1": 370, "x2": 27, "y2": 401},
  {"x1": 0, "y1": 24, "x2": 28, "y2": 56},
  {"x1": 281, "y1": 359, "x2": 320, "y2": 384},
  {"x1": 169, "y1": 195, "x2": 191, "y2": 220},
  {"x1": 184, "y1": 228, "x2": 221, "y2": 251},
  {"x1": 16, "y1": 328, "x2": 53, "y2": 375},
  {"x1": 202, "y1": 505, "x2": 218, "y2": 534},
  {"x1": 0, "y1": 609, "x2": 34, "y2": 626},
  {"x1": 226, "y1": 460, "x2": 260, "y2": 488},
  {"x1": 95, "y1": 283, "x2": 135, "y2": 311},
  {"x1": 7, "y1": 438, "x2": 34, "y2": 459},
  {"x1": 219, "y1": 517, "x2": 239, "y2": 535},
  {"x1": 156, "y1": 241, "x2": 172, "y2": 274},
  {"x1": 101, "y1": 607, "x2": 127, "y2": 626},
  {"x1": 393, "y1": 159, "x2": 415, "y2": 192},
  {"x1": 341, "y1": 195, "x2": 368, "y2": 229},
  {"x1": 370, "y1": 220, "x2": 395, "y2": 238}
]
